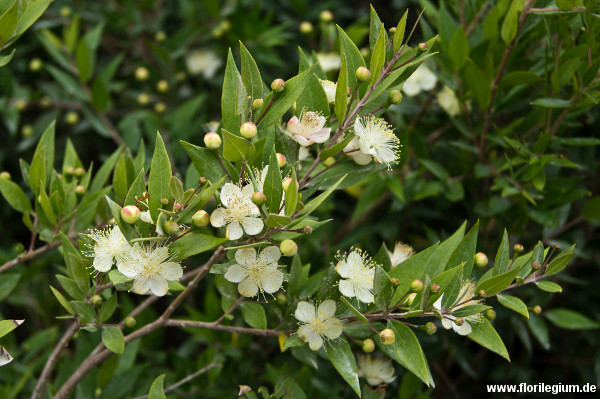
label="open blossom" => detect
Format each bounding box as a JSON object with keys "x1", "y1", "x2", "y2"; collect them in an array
[
  {"x1": 118, "y1": 244, "x2": 183, "y2": 297},
  {"x1": 387, "y1": 241, "x2": 415, "y2": 266},
  {"x1": 287, "y1": 111, "x2": 331, "y2": 146},
  {"x1": 86, "y1": 225, "x2": 131, "y2": 272},
  {"x1": 433, "y1": 280, "x2": 482, "y2": 336},
  {"x1": 402, "y1": 64, "x2": 437, "y2": 96},
  {"x1": 210, "y1": 183, "x2": 264, "y2": 240},
  {"x1": 295, "y1": 300, "x2": 343, "y2": 351},
  {"x1": 185, "y1": 49, "x2": 222, "y2": 79},
  {"x1": 335, "y1": 248, "x2": 377, "y2": 304},
  {"x1": 344, "y1": 136, "x2": 372, "y2": 166},
  {"x1": 357, "y1": 355, "x2": 396, "y2": 386},
  {"x1": 353, "y1": 116, "x2": 400, "y2": 168},
  {"x1": 224, "y1": 246, "x2": 283, "y2": 297},
  {"x1": 437, "y1": 86, "x2": 461, "y2": 117},
  {"x1": 320, "y1": 79, "x2": 337, "y2": 103}
]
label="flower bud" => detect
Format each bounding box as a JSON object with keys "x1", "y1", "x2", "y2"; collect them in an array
[
  {"x1": 320, "y1": 10, "x2": 334, "y2": 22},
  {"x1": 154, "y1": 102, "x2": 166, "y2": 114},
  {"x1": 478, "y1": 290, "x2": 487, "y2": 299},
  {"x1": 135, "y1": 66, "x2": 149, "y2": 81},
  {"x1": 251, "y1": 192, "x2": 267, "y2": 206},
  {"x1": 39, "y1": 96, "x2": 52, "y2": 108},
  {"x1": 280, "y1": 239, "x2": 298, "y2": 257},
  {"x1": 252, "y1": 98, "x2": 264, "y2": 110},
  {"x1": 271, "y1": 78, "x2": 285, "y2": 93},
  {"x1": 405, "y1": 292, "x2": 417, "y2": 306},
  {"x1": 15, "y1": 99, "x2": 27, "y2": 111},
  {"x1": 125, "y1": 316, "x2": 137, "y2": 328},
  {"x1": 204, "y1": 132, "x2": 222, "y2": 150},
  {"x1": 454, "y1": 317, "x2": 465, "y2": 326},
  {"x1": 532, "y1": 305, "x2": 542, "y2": 315},
  {"x1": 513, "y1": 243, "x2": 524, "y2": 254},
  {"x1": 361, "y1": 338, "x2": 375, "y2": 353},
  {"x1": 276, "y1": 153, "x2": 287, "y2": 168},
  {"x1": 424, "y1": 321, "x2": 437, "y2": 335},
  {"x1": 121, "y1": 205, "x2": 141, "y2": 224},
  {"x1": 173, "y1": 203, "x2": 183, "y2": 213},
  {"x1": 29, "y1": 58, "x2": 43, "y2": 72},
  {"x1": 389, "y1": 27, "x2": 397, "y2": 34},
  {"x1": 299, "y1": 21, "x2": 313, "y2": 35},
  {"x1": 282, "y1": 177, "x2": 298, "y2": 192},
  {"x1": 532, "y1": 261, "x2": 541, "y2": 270},
  {"x1": 417, "y1": 42, "x2": 428, "y2": 52},
  {"x1": 137, "y1": 93, "x2": 150, "y2": 105},
  {"x1": 302, "y1": 226, "x2": 313, "y2": 235},
  {"x1": 390, "y1": 277, "x2": 400, "y2": 286},
  {"x1": 485, "y1": 309, "x2": 496, "y2": 321},
  {"x1": 64, "y1": 166, "x2": 75, "y2": 176},
  {"x1": 388, "y1": 90, "x2": 403, "y2": 104},
  {"x1": 65, "y1": 111, "x2": 79, "y2": 125},
  {"x1": 379, "y1": 328, "x2": 395, "y2": 345},
  {"x1": 355, "y1": 66, "x2": 371, "y2": 82},
  {"x1": 91, "y1": 294, "x2": 103, "y2": 306},
  {"x1": 199, "y1": 176, "x2": 208, "y2": 185},
  {"x1": 240, "y1": 122, "x2": 257, "y2": 139},
  {"x1": 430, "y1": 283, "x2": 441, "y2": 294},
  {"x1": 60, "y1": 6, "x2": 72, "y2": 17},
  {"x1": 163, "y1": 220, "x2": 179, "y2": 236},
  {"x1": 474, "y1": 252, "x2": 488, "y2": 268},
  {"x1": 0, "y1": 171, "x2": 11, "y2": 180},
  {"x1": 14, "y1": 243, "x2": 25, "y2": 254},
  {"x1": 155, "y1": 31, "x2": 166, "y2": 42},
  {"x1": 75, "y1": 185, "x2": 86, "y2": 195},
  {"x1": 156, "y1": 79, "x2": 169, "y2": 93},
  {"x1": 74, "y1": 167, "x2": 86, "y2": 177},
  {"x1": 411, "y1": 279, "x2": 424, "y2": 293},
  {"x1": 21, "y1": 124, "x2": 34, "y2": 137},
  {"x1": 515, "y1": 276, "x2": 525, "y2": 285},
  {"x1": 192, "y1": 210, "x2": 210, "y2": 227},
  {"x1": 276, "y1": 292, "x2": 287, "y2": 304},
  {"x1": 161, "y1": 197, "x2": 170, "y2": 206}
]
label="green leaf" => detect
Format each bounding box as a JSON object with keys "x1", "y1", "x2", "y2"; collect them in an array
[
  {"x1": 180, "y1": 140, "x2": 226, "y2": 183},
  {"x1": 0, "y1": 0, "x2": 18, "y2": 47},
  {"x1": 148, "y1": 374, "x2": 167, "y2": 399},
  {"x1": 449, "y1": 26, "x2": 469, "y2": 70},
  {"x1": 177, "y1": 176, "x2": 226, "y2": 224},
  {"x1": 535, "y1": 281, "x2": 562, "y2": 293},
  {"x1": 531, "y1": 98, "x2": 573, "y2": 108},
  {"x1": 373, "y1": 266, "x2": 393, "y2": 311},
  {"x1": 295, "y1": 175, "x2": 346, "y2": 221},
  {"x1": 241, "y1": 303, "x2": 267, "y2": 330},
  {"x1": 389, "y1": 242, "x2": 438, "y2": 301},
  {"x1": 545, "y1": 247, "x2": 574, "y2": 276},
  {"x1": 468, "y1": 318, "x2": 510, "y2": 361},
  {"x1": 105, "y1": 196, "x2": 137, "y2": 242},
  {"x1": 544, "y1": 309, "x2": 600, "y2": 330},
  {"x1": 264, "y1": 148, "x2": 283, "y2": 214},
  {"x1": 0, "y1": 319, "x2": 23, "y2": 339},
  {"x1": 284, "y1": 169, "x2": 298, "y2": 216},
  {"x1": 370, "y1": 25, "x2": 386, "y2": 85},
  {"x1": 441, "y1": 264, "x2": 463, "y2": 309},
  {"x1": 336, "y1": 26, "x2": 366, "y2": 90},
  {"x1": 476, "y1": 268, "x2": 518, "y2": 296},
  {"x1": 264, "y1": 213, "x2": 290, "y2": 228},
  {"x1": 102, "y1": 326, "x2": 125, "y2": 354},
  {"x1": 319, "y1": 132, "x2": 355, "y2": 160},
  {"x1": 499, "y1": 71, "x2": 540, "y2": 87},
  {"x1": 112, "y1": 153, "x2": 129, "y2": 202},
  {"x1": 464, "y1": 62, "x2": 491, "y2": 108},
  {"x1": 71, "y1": 301, "x2": 97, "y2": 324},
  {"x1": 169, "y1": 176, "x2": 185, "y2": 205},
  {"x1": 497, "y1": 294, "x2": 529, "y2": 318},
  {"x1": 222, "y1": 48, "x2": 245, "y2": 134},
  {"x1": 393, "y1": 11, "x2": 408, "y2": 53},
  {"x1": 375, "y1": 320, "x2": 431, "y2": 386},
  {"x1": 288, "y1": 254, "x2": 303, "y2": 297},
  {"x1": 291, "y1": 345, "x2": 318, "y2": 369},
  {"x1": 335, "y1": 54, "x2": 348, "y2": 123},
  {"x1": 108, "y1": 270, "x2": 132, "y2": 285},
  {"x1": 124, "y1": 169, "x2": 146, "y2": 206},
  {"x1": 368, "y1": 5, "x2": 385, "y2": 51},
  {"x1": 46, "y1": 65, "x2": 88, "y2": 101},
  {"x1": 222, "y1": 128, "x2": 256, "y2": 163},
  {"x1": 493, "y1": 229, "x2": 510, "y2": 275},
  {"x1": 340, "y1": 297, "x2": 368, "y2": 325},
  {"x1": 501, "y1": 0, "x2": 524, "y2": 44},
  {"x1": 148, "y1": 132, "x2": 172, "y2": 223},
  {"x1": 0, "y1": 48, "x2": 15, "y2": 66},
  {"x1": 99, "y1": 293, "x2": 118, "y2": 323},
  {"x1": 527, "y1": 314, "x2": 550, "y2": 349},
  {"x1": 426, "y1": 221, "x2": 466, "y2": 277},
  {"x1": 240, "y1": 42, "x2": 263, "y2": 101},
  {"x1": 76, "y1": 37, "x2": 92, "y2": 82},
  {"x1": 50, "y1": 286, "x2": 74, "y2": 314},
  {"x1": 16, "y1": 0, "x2": 53, "y2": 36},
  {"x1": 91, "y1": 77, "x2": 109, "y2": 111},
  {"x1": 169, "y1": 233, "x2": 227, "y2": 261},
  {"x1": 0, "y1": 177, "x2": 31, "y2": 213},
  {"x1": 0, "y1": 274, "x2": 20, "y2": 303},
  {"x1": 447, "y1": 221, "x2": 478, "y2": 277},
  {"x1": 326, "y1": 337, "x2": 361, "y2": 397},
  {"x1": 452, "y1": 304, "x2": 491, "y2": 317}
]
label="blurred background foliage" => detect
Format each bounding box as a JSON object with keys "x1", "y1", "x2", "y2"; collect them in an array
[{"x1": 1, "y1": 0, "x2": 599, "y2": 397}]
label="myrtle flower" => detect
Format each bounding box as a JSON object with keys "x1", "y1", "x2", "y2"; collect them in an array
[
  {"x1": 335, "y1": 248, "x2": 377, "y2": 304},
  {"x1": 320, "y1": 79, "x2": 337, "y2": 103},
  {"x1": 387, "y1": 241, "x2": 415, "y2": 266},
  {"x1": 316, "y1": 52, "x2": 341, "y2": 72},
  {"x1": 433, "y1": 280, "x2": 482, "y2": 336},
  {"x1": 224, "y1": 246, "x2": 283, "y2": 297},
  {"x1": 437, "y1": 86, "x2": 461, "y2": 117},
  {"x1": 295, "y1": 300, "x2": 343, "y2": 351},
  {"x1": 118, "y1": 244, "x2": 183, "y2": 297},
  {"x1": 210, "y1": 183, "x2": 264, "y2": 240},
  {"x1": 344, "y1": 136, "x2": 372, "y2": 166},
  {"x1": 185, "y1": 49, "x2": 222, "y2": 79},
  {"x1": 402, "y1": 64, "x2": 437, "y2": 97},
  {"x1": 357, "y1": 355, "x2": 396, "y2": 386},
  {"x1": 287, "y1": 110, "x2": 331, "y2": 146},
  {"x1": 353, "y1": 115, "x2": 400, "y2": 168},
  {"x1": 86, "y1": 225, "x2": 131, "y2": 272}
]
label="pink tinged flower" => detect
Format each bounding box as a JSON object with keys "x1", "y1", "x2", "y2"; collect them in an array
[
  {"x1": 335, "y1": 249, "x2": 376, "y2": 304},
  {"x1": 344, "y1": 136, "x2": 372, "y2": 166},
  {"x1": 224, "y1": 246, "x2": 283, "y2": 297},
  {"x1": 287, "y1": 111, "x2": 331, "y2": 146},
  {"x1": 210, "y1": 183, "x2": 264, "y2": 240},
  {"x1": 387, "y1": 241, "x2": 415, "y2": 266},
  {"x1": 295, "y1": 300, "x2": 343, "y2": 351},
  {"x1": 353, "y1": 116, "x2": 400, "y2": 169},
  {"x1": 118, "y1": 244, "x2": 183, "y2": 297}
]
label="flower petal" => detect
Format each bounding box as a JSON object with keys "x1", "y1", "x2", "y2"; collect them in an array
[
  {"x1": 220, "y1": 183, "x2": 239, "y2": 207},
  {"x1": 225, "y1": 264, "x2": 248, "y2": 283},
  {"x1": 226, "y1": 221, "x2": 244, "y2": 240},
  {"x1": 309, "y1": 128, "x2": 331, "y2": 143},
  {"x1": 433, "y1": 295, "x2": 443, "y2": 311},
  {"x1": 338, "y1": 279, "x2": 356, "y2": 298},
  {"x1": 355, "y1": 287, "x2": 374, "y2": 304},
  {"x1": 0, "y1": 346, "x2": 13, "y2": 366},
  {"x1": 441, "y1": 317, "x2": 454, "y2": 330},
  {"x1": 261, "y1": 267, "x2": 283, "y2": 294},
  {"x1": 317, "y1": 300, "x2": 337, "y2": 319},
  {"x1": 118, "y1": 261, "x2": 138, "y2": 278},
  {"x1": 241, "y1": 217, "x2": 264, "y2": 236},
  {"x1": 335, "y1": 260, "x2": 352, "y2": 278},
  {"x1": 93, "y1": 254, "x2": 114, "y2": 272},
  {"x1": 159, "y1": 262, "x2": 183, "y2": 280},
  {"x1": 258, "y1": 246, "x2": 281, "y2": 265},
  {"x1": 307, "y1": 332, "x2": 324, "y2": 351},
  {"x1": 132, "y1": 278, "x2": 150, "y2": 295},
  {"x1": 235, "y1": 248, "x2": 256, "y2": 265},
  {"x1": 238, "y1": 277, "x2": 259, "y2": 297},
  {"x1": 210, "y1": 208, "x2": 227, "y2": 227},
  {"x1": 454, "y1": 321, "x2": 472, "y2": 336},
  {"x1": 348, "y1": 151, "x2": 372, "y2": 165},
  {"x1": 322, "y1": 318, "x2": 343, "y2": 339},
  {"x1": 295, "y1": 301, "x2": 316, "y2": 323},
  {"x1": 294, "y1": 134, "x2": 312, "y2": 147}
]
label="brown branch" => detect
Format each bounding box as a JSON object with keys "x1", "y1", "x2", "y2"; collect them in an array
[
  {"x1": 165, "y1": 319, "x2": 281, "y2": 337},
  {"x1": 0, "y1": 238, "x2": 63, "y2": 274}
]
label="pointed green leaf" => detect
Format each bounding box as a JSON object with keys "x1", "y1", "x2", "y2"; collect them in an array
[
  {"x1": 148, "y1": 374, "x2": 166, "y2": 399},
  {"x1": 99, "y1": 293, "x2": 118, "y2": 323},
  {"x1": 50, "y1": 286, "x2": 74, "y2": 314},
  {"x1": 148, "y1": 132, "x2": 172, "y2": 222},
  {"x1": 102, "y1": 326, "x2": 125, "y2": 354},
  {"x1": 493, "y1": 229, "x2": 510, "y2": 275},
  {"x1": 535, "y1": 281, "x2": 562, "y2": 293},
  {"x1": 177, "y1": 176, "x2": 226, "y2": 224},
  {"x1": 240, "y1": 42, "x2": 263, "y2": 101},
  {"x1": 449, "y1": 26, "x2": 469, "y2": 70},
  {"x1": 476, "y1": 268, "x2": 518, "y2": 296},
  {"x1": 71, "y1": 301, "x2": 97, "y2": 324},
  {"x1": 222, "y1": 48, "x2": 244, "y2": 134},
  {"x1": 369, "y1": 25, "x2": 386, "y2": 85},
  {"x1": 497, "y1": 294, "x2": 529, "y2": 318},
  {"x1": 544, "y1": 309, "x2": 600, "y2": 330},
  {"x1": 284, "y1": 169, "x2": 298, "y2": 216},
  {"x1": 335, "y1": 54, "x2": 348, "y2": 122},
  {"x1": 426, "y1": 221, "x2": 466, "y2": 277},
  {"x1": 336, "y1": 26, "x2": 366, "y2": 90},
  {"x1": 222, "y1": 128, "x2": 255, "y2": 163},
  {"x1": 180, "y1": 140, "x2": 226, "y2": 183},
  {"x1": 341, "y1": 297, "x2": 368, "y2": 325},
  {"x1": 264, "y1": 148, "x2": 283, "y2": 214},
  {"x1": 124, "y1": 169, "x2": 146, "y2": 206},
  {"x1": 90, "y1": 147, "x2": 122, "y2": 193},
  {"x1": 169, "y1": 233, "x2": 227, "y2": 261},
  {"x1": 241, "y1": 303, "x2": 267, "y2": 330},
  {"x1": 545, "y1": 246, "x2": 574, "y2": 276},
  {"x1": 393, "y1": 11, "x2": 408, "y2": 53},
  {"x1": 0, "y1": 178, "x2": 31, "y2": 213},
  {"x1": 326, "y1": 337, "x2": 361, "y2": 397},
  {"x1": 468, "y1": 318, "x2": 510, "y2": 361},
  {"x1": 447, "y1": 220, "x2": 478, "y2": 277},
  {"x1": 0, "y1": 319, "x2": 23, "y2": 340}
]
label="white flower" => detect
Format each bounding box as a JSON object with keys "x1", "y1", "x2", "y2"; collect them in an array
[
  {"x1": 316, "y1": 53, "x2": 341, "y2": 72},
  {"x1": 402, "y1": 65, "x2": 437, "y2": 96},
  {"x1": 387, "y1": 242, "x2": 415, "y2": 266},
  {"x1": 357, "y1": 355, "x2": 396, "y2": 386},
  {"x1": 344, "y1": 136, "x2": 372, "y2": 165},
  {"x1": 287, "y1": 111, "x2": 331, "y2": 146},
  {"x1": 224, "y1": 246, "x2": 283, "y2": 297},
  {"x1": 335, "y1": 248, "x2": 376, "y2": 304},
  {"x1": 353, "y1": 116, "x2": 400, "y2": 168},
  {"x1": 320, "y1": 79, "x2": 337, "y2": 103},
  {"x1": 437, "y1": 86, "x2": 461, "y2": 117},
  {"x1": 86, "y1": 225, "x2": 131, "y2": 272},
  {"x1": 140, "y1": 211, "x2": 153, "y2": 224},
  {"x1": 185, "y1": 49, "x2": 223, "y2": 79},
  {"x1": 210, "y1": 183, "x2": 264, "y2": 240},
  {"x1": 295, "y1": 300, "x2": 343, "y2": 351},
  {"x1": 0, "y1": 346, "x2": 13, "y2": 366},
  {"x1": 433, "y1": 280, "x2": 482, "y2": 336},
  {"x1": 118, "y1": 244, "x2": 183, "y2": 297}
]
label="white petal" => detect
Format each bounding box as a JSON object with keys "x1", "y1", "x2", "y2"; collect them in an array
[
  {"x1": 346, "y1": 251, "x2": 363, "y2": 267},
  {"x1": 322, "y1": 318, "x2": 343, "y2": 339},
  {"x1": 358, "y1": 139, "x2": 371, "y2": 155},
  {"x1": 295, "y1": 301, "x2": 316, "y2": 323},
  {"x1": 353, "y1": 118, "x2": 366, "y2": 137},
  {"x1": 235, "y1": 248, "x2": 256, "y2": 265},
  {"x1": 454, "y1": 321, "x2": 472, "y2": 336},
  {"x1": 238, "y1": 278, "x2": 259, "y2": 297},
  {"x1": 307, "y1": 333, "x2": 324, "y2": 351},
  {"x1": 210, "y1": 208, "x2": 227, "y2": 227},
  {"x1": 335, "y1": 260, "x2": 352, "y2": 278},
  {"x1": 339, "y1": 279, "x2": 356, "y2": 298},
  {"x1": 348, "y1": 151, "x2": 372, "y2": 165},
  {"x1": 118, "y1": 261, "x2": 138, "y2": 278},
  {"x1": 226, "y1": 221, "x2": 244, "y2": 240},
  {"x1": 261, "y1": 267, "x2": 283, "y2": 294},
  {"x1": 441, "y1": 318, "x2": 454, "y2": 330},
  {"x1": 402, "y1": 80, "x2": 420, "y2": 97},
  {"x1": 258, "y1": 246, "x2": 281, "y2": 265},
  {"x1": 93, "y1": 254, "x2": 113, "y2": 272},
  {"x1": 355, "y1": 287, "x2": 374, "y2": 304},
  {"x1": 242, "y1": 184, "x2": 254, "y2": 197},
  {"x1": 0, "y1": 346, "x2": 13, "y2": 366},
  {"x1": 433, "y1": 295, "x2": 443, "y2": 310},
  {"x1": 241, "y1": 217, "x2": 264, "y2": 236},
  {"x1": 153, "y1": 247, "x2": 170, "y2": 263},
  {"x1": 150, "y1": 278, "x2": 169, "y2": 296},
  {"x1": 132, "y1": 278, "x2": 150, "y2": 295},
  {"x1": 140, "y1": 211, "x2": 153, "y2": 224},
  {"x1": 220, "y1": 183, "x2": 239, "y2": 207},
  {"x1": 317, "y1": 300, "x2": 337, "y2": 319},
  {"x1": 159, "y1": 262, "x2": 183, "y2": 280},
  {"x1": 225, "y1": 264, "x2": 248, "y2": 283},
  {"x1": 309, "y1": 128, "x2": 331, "y2": 143},
  {"x1": 294, "y1": 134, "x2": 312, "y2": 147}
]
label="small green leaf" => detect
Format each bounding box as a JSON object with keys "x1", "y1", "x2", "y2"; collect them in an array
[
  {"x1": 464, "y1": 62, "x2": 491, "y2": 108},
  {"x1": 527, "y1": 314, "x2": 550, "y2": 349},
  {"x1": 169, "y1": 233, "x2": 227, "y2": 261},
  {"x1": 102, "y1": 326, "x2": 125, "y2": 354},
  {"x1": 545, "y1": 247, "x2": 574, "y2": 276},
  {"x1": 476, "y1": 268, "x2": 518, "y2": 296},
  {"x1": 241, "y1": 303, "x2": 267, "y2": 330},
  {"x1": 16, "y1": 0, "x2": 53, "y2": 36},
  {"x1": 493, "y1": 229, "x2": 510, "y2": 275},
  {"x1": 169, "y1": 176, "x2": 185, "y2": 205},
  {"x1": 177, "y1": 176, "x2": 226, "y2": 224},
  {"x1": 71, "y1": 301, "x2": 97, "y2": 324},
  {"x1": 335, "y1": 54, "x2": 348, "y2": 123},
  {"x1": 340, "y1": 297, "x2": 368, "y2": 325},
  {"x1": 326, "y1": 337, "x2": 361, "y2": 397},
  {"x1": 0, "y1": 48, "x2": 15, "y2": 66},
  {"x1": 264, "y1": 213, "x2": 290, "y2": 228},
  {"x1": 222, "y1": 128, "x2": 256, "y2": 163},
  {"x1": 90, "y1": 147, "x2": 122, "y2": 193},
  {"x1": 373, "y1": 266, "x2": 393, "y2": 310},
  {"x1": 0, "y1": 319, "x2": 23, "y2": 340},
  {"x1": 148, "y1": 374, "x2": 166, "y2": 399},
  {"x1": 0, "y1": 274, "x2": 20, "y2": 303},
  {"x1": 0, "y1": 178, "x2": 32, "y2": 213},
  {"x1": 105, "y1": 196, "x2": 137, "y2": 242},
  {"x1": 180, "y1": 140, "x2": 226, "y2": 183},
  {"x1": 240, "y1": 42, "x2": 263, "y2": 101},
  {"x1": 535, "y1": 281, "x2": 562, "y2": 293},
  {"x1": 544, "y1": 309, "x2": 600, "y2": 330},
  {"x1": 50, "y1": 286, "x2": 74, "y2": 314},
  {"x1": 264, "y1": 148, "x2": 283, "y2": 214},
  {"x1": 369, "y1": 25, "x2": 386, "y2": 85},
  {"x1": 531, "y1": 98, "x2": 573, "y2": 108},
  {"x1": 497, "y1": 294, "x2": 529, "y2": 318},
  {"x1": 426, "y1": 221, "x2": 466, "y2": 277},
  {"x1": 501, "y1": 0, "x2": 524, "y2": 44},
  {"x1": 284, "y1": 169, "x2": 298, "y2": 216},
  {"x1": 468, "y1": 318, "x2": 510, "y2": 361},
  {"x1": 222, "y1": 48, "x2": 244, "y2": 134},
  {"x1": 148, "y1": 132, "x2": 173, "y2": 223},
  {"x1": 0, "y1": 0, "x2": 18, "y2": 47},
  {"x1": 336, "y1": 26, "x2": 366, "y2": 90},
  {"x1": 99, "y1": 294, "x2": 118, "y2": 323},
  {"x1": 393, "y1": 11, "x2": 408, "y2": 53},
  {"x1": 449, "y1": 26, "x2": 469, "y2": 70}
]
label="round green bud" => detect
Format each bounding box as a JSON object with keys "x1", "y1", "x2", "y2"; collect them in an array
[
  {"x1": 75, "y1": 185, "x2": 86, "y2": 195},
  {"x1": 280, "y1": 240, "x2": 298, "y2": 257},
  {"x1": 0, "y1": 171, "x2": 11, "y2": 180},
  {"x1": 360, "y1": 47, "x2": 370, "y2": 58},
  {"x1": 474, "y1": 252, "x2": 488, "y2": 268},
  {"x1": 137, "y1": 93, "x2": 150, "y2": 105},
  {"x1": 14, "y1": 243, "x2": 25, "y2": 254},
  {"x1": 192, "y1": 210, "x2": 210, "y2": 227},
  {"x1": 204, "y1": 132, "x2": 222, "y2": 150},
  {"x1": 532, "y1": 305, "x2": 542, "y2": 315},
  {"x1": 155, "y1": 31, "x2": 167, "y2": 42},
  {"x1": 121, "y1": 205, "x2": 141, "y2": 224},
  {"x1": 320, "y1": 10, "x2": 334, "y2": 22},
  {"x1": 21, "y1": 124, "x2": 34, "y2": 137},
  {"x1": 276, "y1": 292, "x2": 287, "y2": 305},
  {"x1": 485, "y1": 309, "x2": 496, "y2": 321},
  {"x1": 240, "y1": 122, "x2": 257, "y2": 139},
  {"x1": 199, "y1": 176, "x2": 208, "y2": 185},
  {"x1": 411, "y1": 279, "x2": 424, "y2": 293},
  {"x1": 156, "y1": 80, "x2": 169, "y2": 93},
  {"x1": 513, "y1": 243, "x2": 524, "y2": 253},
  {"x1": 299, "y1": 21, "x2": 313, "y2": 35},
  {"x1": 355, "y1": 66, "x2": 371, "y2": 82},
  {"x1": 379, "y1": 328, "x2": 395, "y2": 345},
  {"x1": 163, "y1": 220, "x2": 179, "y2": 236},
  {"x1": 418, "y1": 42, "x2": 428, "y2": 52},
  {"x1": 15, "y1": 99, "x2": 27, "y2": 111},
  {"x1": 74, "y1": 167, "x2": 85, "y2": 177},
  {"x1": 362, "y1": 338, "x2": 375, "y2": 353},
  {"x1": 478, "y1": 289, "x2": 487, "y2": 299},
  {"x1": 125, "y1": 316, "x2": 137, "y2": 328},
  {"x1": 271, "y1": 78, "x2": 285, "y2": 93},
  {"x1": 174, "y1": 203, "x2": 183, "y2": 213},
  {"x1": 389, "y1": 27, "x2": 397, "y2": 34},
  {"x1": 64, "y1": 166, "x2": 75, "y2": 176},
  {"x1": 430, "y1": 283, "x2": 441, "y2": 294},
  {"x1": 252, "y1": 98, "x2": 264, "y2": 110},
  {"x1": 390, "y1": 277, "x2": 400, "y2": 286},
  {"x1": 39, "y1": 96, "x2": 52, "y2": 108},
  {"x1": 154, "y1": 102, "x2": 166, "y2": 114},
  {"x1": 532, "y1": 261, "x2": 541, "y2": 270},
  {"x1": 424, "y1": 321, "x2": 437, "y2": 335},
  {"x1": 65, "y1": 111, "x2": 79, "y2": 125},
  {"x1": 60, "y1": 6, "x2": 72, "y2": 17},
  {"x1": 160, "y1": 197, "x2": 170, "y2": 206},
  {"x1": 176, "y1": 71, "x2": 186, "y2": 81},
  {"x1": 454, "y1": 317, "x2": 465, "y2": 326},
  {"x1": 135, "y1": 66, "x2": 149, "y2": 81},
  {"x1": 91, "y1": 294, "x2": 103, "y2": 306},
  {"x1": 302, "y1": 226, "x2": 313, "y2": 235},
  {"x1": 251, "y1": 192, "x2": 267, "y2": 206},
  {"x1": 388, "y1": 90, "x2": 403, "y2": 104},
  {"x1": 276, "y1": 153, "x2": 287, "y2": 168},
  {"x1": 515, "y1": 276, "x2": 525, "y2": 285},
  {"x1": 282, "y1": 177, "x2": 298, "y2": 192},
  {"x1": 29, "y1": 58, "x2": 43, "y2": 72}
]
